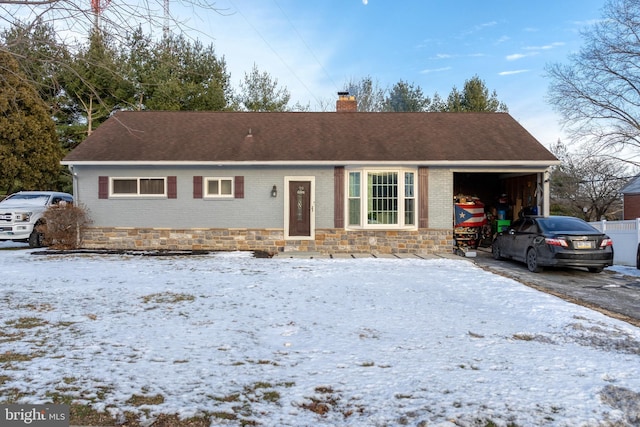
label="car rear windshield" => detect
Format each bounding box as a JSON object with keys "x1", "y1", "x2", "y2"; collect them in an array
[
  {"x1": 0, "y1": 194, "x2": 50, "y2": 207},
  {"x1": 537, "y1": 217, "x2": 598, "y2": 233}
]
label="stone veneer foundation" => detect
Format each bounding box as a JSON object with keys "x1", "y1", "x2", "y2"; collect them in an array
[{"x1": 80, "y1": 227, "x2": 454, "y2": 255}]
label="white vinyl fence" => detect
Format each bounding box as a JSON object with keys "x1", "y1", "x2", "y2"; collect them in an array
[{"x1": 590, "y1": 219, "x2": 640, "y2": 267}]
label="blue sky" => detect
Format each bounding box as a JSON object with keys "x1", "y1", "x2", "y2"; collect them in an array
[{"x1": 176, "y1": 0, "x2": 606, "y2": 148}]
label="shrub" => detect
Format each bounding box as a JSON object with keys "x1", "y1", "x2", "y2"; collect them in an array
[{"x1": 38, "y1": 203, "x2": 92, "y2": 249}]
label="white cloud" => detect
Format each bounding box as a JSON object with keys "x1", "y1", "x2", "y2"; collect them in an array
[
  {"x1": 430, "y1": 53, "x2": 484, "y2": 60},
  {"x1": 506, "y1": 52, "x2": 539, "y2": 61},
  {"x1": 506, "y1": 53, "x2": 526, "y2": 61},
  {"x1": 420, "y1": 66, "x2": 452, "y2": 74},
  {"x1": 477, "y1": 21, "x2": 497, "y2": 29},
  {"x1": 524, "y1": 42, "x2": 565, "y2": 50},
  {"x1": 498, "y1": 69, "x2": 529, "y2": 76},
  {"x1": 459, "y1": 21, "x2": 497, "y2": 38}
]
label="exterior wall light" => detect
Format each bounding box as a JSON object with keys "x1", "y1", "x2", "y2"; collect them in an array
[{"x1": 271, "y1": 185, "x2": 277, "y2": 198}]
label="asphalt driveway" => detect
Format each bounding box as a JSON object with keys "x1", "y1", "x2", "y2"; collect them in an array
[{"x1": 471, "y1": 248, "x2": 640, "y2": 327}]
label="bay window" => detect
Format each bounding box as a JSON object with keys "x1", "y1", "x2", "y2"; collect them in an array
[{"x1": 347, "y1": 169, "x2": 416, "y2": 228}]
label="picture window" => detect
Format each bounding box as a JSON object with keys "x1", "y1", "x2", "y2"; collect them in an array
[{"x1": 111, "y1": 177, "x2": 166, "y2": 196}]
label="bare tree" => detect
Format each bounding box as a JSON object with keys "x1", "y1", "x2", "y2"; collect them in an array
[
  {"x1": 546, "y1": 0, "x2": 640, "y2": 158},
  {"x1": 549, "y1": 140, "x2": 629, "y2": 220},
  {"x1": 1, "y1": 0, "x2": 223, "y2": 35},
  {"x1": 1, "y1": 0, "x2": 225, "y2": 104},
  {"x1": 345, "y1": 75, "x2": 385, "y2": 112}
]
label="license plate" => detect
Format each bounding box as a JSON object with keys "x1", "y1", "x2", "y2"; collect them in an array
[{"x1": 574, "y1": 241, "x2": 593, "y2": 249}]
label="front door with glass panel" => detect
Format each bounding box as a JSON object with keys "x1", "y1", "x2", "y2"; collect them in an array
[{"x1": 287, "y1": 180, "x2": 312, "y2": 237}]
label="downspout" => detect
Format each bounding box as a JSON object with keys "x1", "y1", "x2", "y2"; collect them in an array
[
  {"x1": 68, "y1": 165, "x2": 80, "y2": 246},
  {"x1": 68, "y1": 165, "x2": 78, "y2": 201}
]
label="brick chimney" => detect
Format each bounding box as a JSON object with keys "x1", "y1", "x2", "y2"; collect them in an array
[{"x1": 336, "y1": 91, "x2": 357, "y2": 112}]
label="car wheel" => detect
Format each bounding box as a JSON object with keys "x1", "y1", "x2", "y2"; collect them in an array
[
  {"x1": 492, "y1": 242, "x2": 503, "y2": 260},
  {"x1": 526, "y1": 248, "x2": 542, "y2": 273},
  {"x1": 28, "y1": 230, "x2": 44, "y2": 248},
  {"x1": 588, "y1": 267, "x2": 603, "y2": 273}
]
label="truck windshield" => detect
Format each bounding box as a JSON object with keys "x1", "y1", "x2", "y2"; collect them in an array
[{"x1": 0, "y1": 194, "x2": 50, "y2": 207}]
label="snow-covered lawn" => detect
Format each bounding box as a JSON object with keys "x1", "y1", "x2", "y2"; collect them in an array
[{"x1": 1, "y1": 244, "x2": 639, "y2": 426}]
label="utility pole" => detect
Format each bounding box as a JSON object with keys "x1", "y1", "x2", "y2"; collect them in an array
[
  {"x1": 91, "y1": 0, "x2": 111, "y2": 30},
  {"x1": 163, "y1": 0, "x2": 169, "y2": 36}
]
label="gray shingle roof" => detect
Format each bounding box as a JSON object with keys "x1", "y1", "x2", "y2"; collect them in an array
[
  {"x1": 62, "y1": 111, "x2": 558, "y2": 164},
  {"x1": 621, "y1": 175, "x2": 640, "y2": 194}
]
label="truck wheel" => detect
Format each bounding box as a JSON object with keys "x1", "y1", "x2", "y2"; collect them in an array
[
  {"x1": 28, "y1": 230, "x2": 44, "y2": 248},
  {"x1": 636, "y1": 244, "x2": 640, "y2": 270}
]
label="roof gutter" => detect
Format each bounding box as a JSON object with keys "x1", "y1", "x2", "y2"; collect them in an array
[{"x1": 61, "y1": 160, "x2": 560, "y2": 167}]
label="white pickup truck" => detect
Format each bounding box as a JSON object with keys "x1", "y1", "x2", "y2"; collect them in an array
[{"x1": 0, "y1": 191, "x2": 74, "y2": 247}]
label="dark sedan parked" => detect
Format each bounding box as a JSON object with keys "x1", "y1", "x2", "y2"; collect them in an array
[{"x1": 492, "y1": 216, "x2": 613, "y2": 273}]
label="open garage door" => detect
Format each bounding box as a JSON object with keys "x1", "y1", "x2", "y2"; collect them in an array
[
  {"x1": 454, "y1": 172, "x2": 543, "y2": 221},
  {"x1": 453, "y1": 171, "x2": 547, "y2": 250}
]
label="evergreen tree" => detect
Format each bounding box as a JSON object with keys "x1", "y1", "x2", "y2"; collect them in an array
[
  {"x1": 62, "y1": 29, "x2": 133, "y2": 136},
  {"x1": 138, "y1": 34, "x2": 232, "y2": 111},
  {"x1": 237, "y1": 63, "x2": 290, "y2": 112},
  {"x1": 2, "y1": 19, "x2": 67, "y2": 111},
  {"x1": 0, "y1": 51, "x2": 63, "y2": 194},
  {"x1": 2, "y1": 19, "x2": 81, "y2": 152},
  {"x1": 383, "y1": 80, "x2": 430, "y2": 112},
  {"x1": 435, "y1": 75, "x2": 508, "y2": 112}
]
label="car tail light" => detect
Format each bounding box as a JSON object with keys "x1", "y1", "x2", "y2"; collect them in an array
[
  {"x1": 600, "y1": 238, "x2": 613, "y2": 248},
  {"x1": 545, "y1": 237, "x2": 568, "y2": 247}
]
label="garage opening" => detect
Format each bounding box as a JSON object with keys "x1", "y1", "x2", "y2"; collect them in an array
[{"x1": 453, "y1": 172, "x2": 543, "y2": 252}]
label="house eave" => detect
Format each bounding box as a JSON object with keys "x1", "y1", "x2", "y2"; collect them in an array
[{"x1": 61, "y1": 160, "x2": 559, "y2": 168}]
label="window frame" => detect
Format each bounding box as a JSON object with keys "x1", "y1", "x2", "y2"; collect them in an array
[
  {"x1": 347, "y1": 171, "x2": 361, "y2": 226},
  {"x1": 110, "y1": 177, "x2": 167, "y2": 198},
  {"x1": 203, "y1": 177, "x2": 235, "y2": 199},
  {"x1": 345, "y1": 168, "x2": 418, "y2": 230}
]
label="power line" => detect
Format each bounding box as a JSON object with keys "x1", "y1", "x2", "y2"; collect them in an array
[
  {"x1": 272, "y1": 0, "x2": 340, "y2": 92},
  {"x1": 227, "y1": 0, "x2": 332, "y2": 108}
]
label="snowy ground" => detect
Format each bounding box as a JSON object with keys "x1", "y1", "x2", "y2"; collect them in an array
[{"x1": 1, "y1": 242, "x2": 640, "y2": 426}]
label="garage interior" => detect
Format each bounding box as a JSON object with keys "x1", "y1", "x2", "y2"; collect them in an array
[{"x1": 452, "y1": 172, "x2": 542, "y2": 253}]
